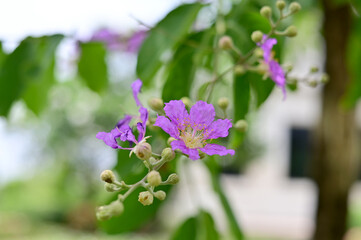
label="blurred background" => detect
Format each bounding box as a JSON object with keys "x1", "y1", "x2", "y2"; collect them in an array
[{"x1": 0, "y1": 0, "x2": 361, "y2": 239}]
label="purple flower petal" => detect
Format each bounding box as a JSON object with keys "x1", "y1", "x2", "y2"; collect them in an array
[
  {"x1": 137, "y1": 107, "x2": 149, "y2": 141},
  {"x1": 127, "y1": 30, "x2": 147, "y2": 53},
  {"x1": 200, "y1": 144, "x2": 235, "y2": 156},
  {"x1": 258, "y1": 36, "x2": 277, "y2": 63},
  {"x1": 118, "y1": 126, "x2": 137, "y2": 143},
  {"x1": 164, "y1": 100, "x2": 189, "y2": 129},
  {"x1": 189, "y1": 101, "x2": 215, "y2": 128},
  {"x1": 154, "y1": 115, "x2": 179, "y2": 138},
  {"x1": 131, "y1": 79, "x2": 143, "y2": 107},
  {"x1": 171, "y1": 140, "x2": 200, "y2": 160},
  {"x1": 139, "y1": 107, "x2": 148, "y2": 125},
  {"x1": 269, "y1": 60, "x2": 286, "y2": 99},
  {"x1": 96, "y1": 131, "x2": 119, "y2": 149},
  {"x1": 205, "y1": 119, "x2": 232, "y2": 140},
  {"x1": 116, "y1": 115, "x2": 132, "y2": 129},
  {"x1": 90, "y1": 28, "x2": 122, "y2": 50}
]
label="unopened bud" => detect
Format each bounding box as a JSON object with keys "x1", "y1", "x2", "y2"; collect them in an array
[
  {"x1": 234, "y1": 65, "x2": 246, "y2": 75},
  {"x1": 149, "y1": 157, "x2": 157, "y2": 165},
  {"x1": 166, "y1": 173, "x2": 179, "y2": 185},
  {"x1": 321, "y1": 74, "x2": 329, "y2": 83},
  {"x1": 96, "y1": 201, "x2": 124, "y2": 220},
  {"x1": 161, "y1": 147, "x2": 175, "y2": 161},
  {"x1": 218, "y1": 97, "x2": 229, "y2": 110},
  {"x1": 167, "y1": 137, "x2": 176, "y2": 146},
  {"x1": 148, "y1": 98, "x2": 164, "y2": 112},
  {"x1": 181, "y1": 97, "x2": 192, "y2": 109},
  {"x1": 251, "y1": 31, "x2": 263, "y2": 43},
  {"x1": 260, "y1": 6, "x2": 272, "y2": 18},
  {"x1": 289, "y1": 2, "x2": 301, "y2": 13},
  {"x1": 308, "y1": 80, "x2": 318, "y2": 88},
  {"x1": 218, "y1": 36, "x2": 234, "y2": 50},
  {"x1": 276, "y1": 0, "x2": 286, "y2": 10},
  {"x1": 147, "y1": 170, "x2": 162, "y2": 187},
  {"x1": 104, "y1": 183, "x2": 118, "y2": 192},
  {"x1": 310, "y1": 66, "x2": 319, "y2": 73},
  {"x1": 134, "y1": 142, "x2": 152, "y2": 160},
  {"x1": 285, "y1": 25, "x2": 298, "y2": 37},
  {"x1": 138, "y1": 191, "x2": 154, "y2": 206},
  {"x1": 100, "y1": 170, "x2": 116, "y2": 183},
  {"x1": 284, "y1": 63, "x2": 293, "y2": 72},
  {"x1": 254, "y1": 48, "x2": 264, "y2": 58},
  {"x1": 235, "y1": 120, "x2": 248, "y2": 132},
  {"x1": 154, "y1": 190, "x2": 166, "y2": 200}
]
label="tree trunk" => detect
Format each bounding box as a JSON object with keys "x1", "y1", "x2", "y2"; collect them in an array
[{"x1": 313, "y1": 1, "x2": 358, "y2": 240}]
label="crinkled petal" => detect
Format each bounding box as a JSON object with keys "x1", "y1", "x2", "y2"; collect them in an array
[
  {"x1": 154, "y1": 115, "x2": 179, "y2": 138},
  {"x1": 96, "y1": 131, "x2": 119, "y2": 149},
  {"x1": 137, "y1": 122, "x2": 145, "y2": 142},
  {"x1": 164, "y1": 100, "x2": 189, "y2": 129},
  {"x1": 118, "y1": 126, "x2": 137, "y2": 143},
  {"x1": 205, "y1": 119, "x2": 232, "y2": 140},
  {"x1": 269, "y1": 60, "x2": 286, "y2": 99},
  {"x1": 200, "y1": 144, "x2": 235, "y2": 156},
  {"x1": 258, "y1": 36, "x2": 277, "y2": 63},
  {"x1": 171, "y1": 140, "x2": 200, "y2": 160},
  {"x1": 131, "y1": 79, "x2": 143, "y2": 107},
  {"x1": 139, "y1": 107, "x2": 148, "y2": 125},
  {"x1": 116, "y1": 115, "x2": 132, "y2": 129},
  {"x1": 189, "y1": 101, "x2": 215, "y2": 128}
]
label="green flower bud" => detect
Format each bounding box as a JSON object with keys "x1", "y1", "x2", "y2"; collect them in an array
[
  {"x1": 234, "y1": 65, "x2": 246, "y2": 75},
  {"x1": 147, "y1": 170, "x2": 162, "y2": 187},
  {"x1": 167, "y1": 137, "x2": 176, "y2": 146},
  {"x1": 235, "y1": 120, "x2": 248, "y2": 132},
  {"x1": 96, "y1": 201, "x2": 124, "y2": 220},
  {"x1": 254, "y1": 48, "x2": 264, "y2": 58},
  {"x1": 251, "y1": 31, "x2": 264, "y2": 43},
  {"x1": 260, "y1": 6, "x2": 272, "y2": 18},
  {"x1": 217, "y1": 97, "x2": 229, "y2": 110},
  {"x1": 310, "y1": 66, "x2": 319, "y2": 73},
  {"x1": 218, "y1": 36, "x2": 234, "y2": 50},
  {"x1": 148, "y1": 98, "x2": 164, "y2": 112},
  {"x1": 181, "y1": 97, "x2": 192, "y2": 109},
  {"x1": 154, "y1": 190, "x2": 166, "y2": 200},
  {"x1": 134, "y1": 142, "x2": 152, "y2": 160},
  {"x1": 138, "y1": 191, "x2": 154, "y2": 206},
  {"x1": 161, "y1": 147, "x2": 175, "y2": 161},
  {"x1": 100, "y1": 170, "x2": 116, "y2": 183},
  {"x1": 149, "y1": 157, "x2": 157, "y2": 165},
  {"x1": 96, "y1": 206, "x2": 112, "y2": 221},
  {"x1": 276, "y1": 0, "x2": 286, "y2": 10},
  {"x1": 289, "y1": 2, "x2": 301, "y2": 13},
  {"x1": 321, "y1": 74, "x2": 329, "y2": 83},
  {"x1": 308, "y1": 80, "x2": 318, "y2": 88},
  {"x1": 285, "y1": 25, "x2": 298, "y2": 37},
  {"x1": 109, "y1": 200, "x2": 124, "y2": 216},
  {"x1": 166, "y1": 173, "x2": 179, "y2": 185},
  {"x1": 104, "y1": 183, "x2": 118, "y2": 192},
  {"x1": 284, "y1": 63, "x2": 293, "y2": 72}
]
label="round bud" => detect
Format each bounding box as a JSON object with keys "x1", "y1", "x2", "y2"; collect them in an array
[
  {"x1": 218, "y1": 36, "x2": 234, "y2": 50},
  {"x1": 96, "y1": 201, "x2": 124, "y2": 221},
  {"x1": 147, "y1": 170, "x2": 162, "y2": 187},
  {"x1": 251, "y1": 31, "x2": 263, "y2": 43},
  {"x1": 108, "y1": 200, "x2": 124, "y2": 216},
  {"x1": 138, "y1": 191, "x2": 154, "y2": 206},
  {"x1": 104, "y1": 183, "x2": 118, "y2": 192},
  {"x1": 284, "y1": 64, "x2": 293, "y2": 72},
  {"x1": 181, "y1": 97, "x2": 192, "y2": 109},
  {"x1": 285, "y1": 25, "x2": 298, "y2": 37},
  {"x1": 235, "y1": 120, "x2": 248, "y2": 132},
  {"x1": 154, "y1": 190, "x2": 166, "y2": 201},
  {"x1": 148, "y1": 98, "x2": 164, "y2": 112},
  {"x1": 234, "y1": 65, "x2": 246, "y2": 75},
  {"x1": 100, "y1": 170, "x2": 116, "y2": 183},
  {"x1": 310, "y1": 66, "x2": 319, "y2": 73},
  {"x1": 289, "y1": 2, "x2": 301, "y2": 13},
  {"x1": 149, "y1": 157, "x2": 157, "y2": 165},
  {"x1": 276, "y1": 0, "x2": 286, "y2": 10},
  {"x1": 161, "y1": 147, "x2": 175, "y2": 161},
  {"x1": 217, "y1": 97, "x2": 229, "y2": 110},
  {"x1": 167, "y1": 137, "x2": 176, "y2": 146},
  {"x1": 96, "y1": 206, "x2": 111, "y2": 221},
  {"x1": 321, "y1": 74, "x2": 329, "y2": 83},
  {"x1": 166, "y1": 173, "x2": 179, "y2": 185},
  {"x1": 308, "y1": 80, "x2": 318, "y2": 88},
  {"x1": 254, "y1": 48, "x2": 264, "y2": 58},
  {"x1": 260, "y1": 6, "x2": 272, "y2": 18},
  {"x1": 134, "y1": 142, "x2": 152, "y2": 160}
]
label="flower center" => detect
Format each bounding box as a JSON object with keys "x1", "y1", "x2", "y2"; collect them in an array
[{"x1": 179, "y1": 126, "x2": 205, "y2": 149}]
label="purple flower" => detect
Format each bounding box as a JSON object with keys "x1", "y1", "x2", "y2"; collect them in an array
[
  {"x1": 154, "y1": 100, "x2": 235, "y2": 160},
  {"x1": 126, "y1": 30, "x2": 147, "y2": 53},
  {"x1": 90, "y1": 28, "x2": 123, "y2": 50},
  {"x1": 96, "y1": 79, "x2": 148, "y2": 150},
  {"x1": 258, "y1": 35, "x2": 286, "y2": 98}
]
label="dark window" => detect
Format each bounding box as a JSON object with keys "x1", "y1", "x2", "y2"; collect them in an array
[{"x1": 289, "y1": 128, "x2": 312, "y2": 178}]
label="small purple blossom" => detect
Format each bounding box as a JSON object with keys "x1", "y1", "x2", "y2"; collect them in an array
[
  {"x1": 127, "y1": 30, "x2": 147, "y2": 53},
  {"x1": 90, "y1": 28, "x2": 123, "y2": 50},
  {"x1": 154, "y1": 100, "x2": 235, "y2": 160},
  {"x1": 258, "y1": 35, "x2": 286, "y2": 98},
  {"x1": 96, "y1": 79, "x2": 148, "y2": 150}
]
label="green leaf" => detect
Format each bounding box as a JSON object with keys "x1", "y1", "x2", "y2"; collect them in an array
[
  {"x1": 250, "y1": 73, "x2": 275, "y2": 108},
  {"x1": 233, "y1": 73, "x2": 250, "y2": 120},
  {"x1": 22, "y1": 35, "x2": 64, "y2": 115},
  {"x1": 171, "y1": 216, "x2": 197, "y2": 240},
  {"x1": 136, "y1": 3, "x2": 203, "y2": 85},
  {"x1": 78, "y1": 42, "x2": 108, "y2": 93},
  {"x1": 0, "y1": 35, "x2": 63, "y2": 116}
]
